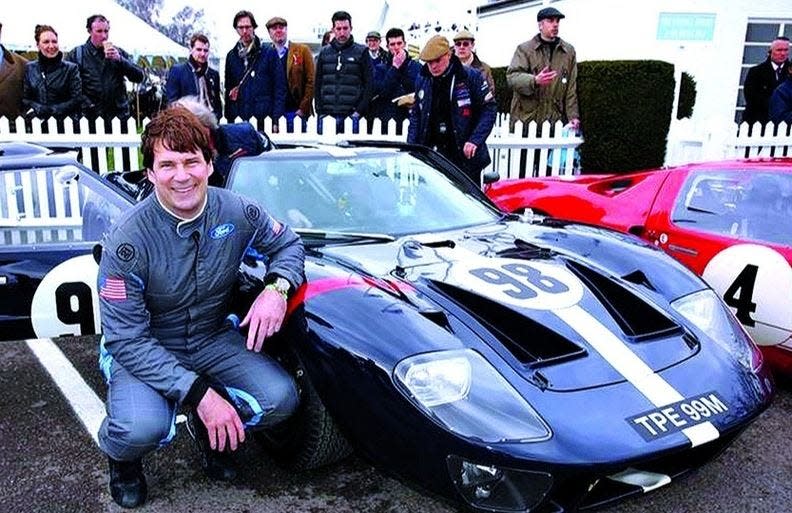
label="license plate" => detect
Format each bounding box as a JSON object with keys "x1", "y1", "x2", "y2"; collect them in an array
[{"x1": 626, "y1": 391, "x2": 729, "y2": 442}]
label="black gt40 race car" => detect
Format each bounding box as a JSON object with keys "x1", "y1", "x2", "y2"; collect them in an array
[{"x1": 2, "y1": 141, "x2": 774, "y2": 512}]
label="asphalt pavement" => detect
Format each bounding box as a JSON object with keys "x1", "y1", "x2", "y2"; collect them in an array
[{"x1": 1, "y1": 336, "x2": 789, "y2": 513}]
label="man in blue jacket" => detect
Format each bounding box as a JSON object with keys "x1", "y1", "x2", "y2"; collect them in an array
[
  {"x1": 97, "y1": 107, "x2": 302, "y2": 508},
  {"x1": 224, "y1": 10, "x2": 285, "y2": 124},
  {"x1": 166, "y1": 34, "x2": 222, "y2": 120},
  {"x1": 370, "y1": 27, "x2": 421, "y2": 132},
  {"x1": 769, "y1": 67, "x2": 792, "y2": 124},
  {"x1": 407, "y1": 35, "x2": 497, "y2": 185}
]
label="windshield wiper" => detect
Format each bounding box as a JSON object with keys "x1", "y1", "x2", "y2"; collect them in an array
[
  {"x1": 685, "y1": 206, "x2": 719, "y2": 215},
  {"x1": 296, "y1": 229, "x2": 396, "y2": 243}
]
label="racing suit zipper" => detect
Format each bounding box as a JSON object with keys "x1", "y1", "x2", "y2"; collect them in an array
[{"x1": 190, "y1": 231, "x2": 200, "y2": 336}]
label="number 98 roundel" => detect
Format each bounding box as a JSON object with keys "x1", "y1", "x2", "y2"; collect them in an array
[
  {"x1": 450, "y1": 256, "x2": 584, "y2": 311},
  {"x1": 702, "y1": 244, "x2": 792, "y2": 347}
]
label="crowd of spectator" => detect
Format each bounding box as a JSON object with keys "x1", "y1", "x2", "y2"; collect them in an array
[{"x1": 0, "y1": 7, "x2": 575, "y2": 137}]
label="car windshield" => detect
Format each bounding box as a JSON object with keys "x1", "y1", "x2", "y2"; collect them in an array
[
  {"x1": 227, "y1": 150, "x2": 499, "y2": 236},
  {"x1": 672, "y1": 169, "x2": 792, "y2": 246},
  {"x1": 0, "y1": 164, "x2": 129, "y2": 250}
]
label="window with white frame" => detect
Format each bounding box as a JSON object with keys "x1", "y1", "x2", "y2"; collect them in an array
[{"x1": 735, "y1": 20, "x2": 792, "y2": 123}]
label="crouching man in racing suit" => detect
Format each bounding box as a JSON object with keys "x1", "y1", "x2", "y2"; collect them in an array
[{"x1": 96, "y1": 106, "x2": 304, "y2": 508}]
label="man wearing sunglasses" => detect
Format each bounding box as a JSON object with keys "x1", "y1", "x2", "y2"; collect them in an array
[{"x1": 452, "y1": 30, "x2": 495, "y2": 94}]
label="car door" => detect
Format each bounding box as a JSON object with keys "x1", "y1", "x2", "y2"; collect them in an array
[
  {"x1": 645, "y1": 167, "x2": 792, "y2": 349},
  {"x1": 0, "y1": 163, "x2": 131, "y2": 340}
]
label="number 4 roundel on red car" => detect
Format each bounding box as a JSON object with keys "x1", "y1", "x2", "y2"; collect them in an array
[{"x1": 702, "y1": 244, "x2": 792, "y2": 347}]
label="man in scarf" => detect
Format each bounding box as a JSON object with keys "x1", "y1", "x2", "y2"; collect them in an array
[
  {"x1": 166, "y1": 34, "x2": 222, "y2": 120},
  {"x1": 224, "y1": 10, "x2": 285, "y2": 124}
]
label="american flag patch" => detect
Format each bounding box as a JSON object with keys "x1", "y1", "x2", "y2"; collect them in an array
[
  {"x1": 100, "y1": 277, "x2": 127, "y2": 301},
  {"x1": 271, "y1": 218, "x2": 283, "y2": 235}
]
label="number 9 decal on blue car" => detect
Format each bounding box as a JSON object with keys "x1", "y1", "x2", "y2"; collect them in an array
[{"x1": 31, "y1": 255, "x2": 101, "y2": 338}]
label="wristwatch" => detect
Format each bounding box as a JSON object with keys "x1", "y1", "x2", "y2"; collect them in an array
[{"x1": 265, "y1": 276, "x2": 291, "y2": 300}]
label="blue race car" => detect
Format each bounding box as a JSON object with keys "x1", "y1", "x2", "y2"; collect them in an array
[
  {"x1": 0, "y1": 143, "x2": 132, "y2": 339},
  {"x1": 5, "y1": 141, "x2": 774, "y2": 512}
]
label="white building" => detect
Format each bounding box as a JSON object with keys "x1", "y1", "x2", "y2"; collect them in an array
[{"x1": 475, "y1": 0, "x2": 792, "y2": 128}]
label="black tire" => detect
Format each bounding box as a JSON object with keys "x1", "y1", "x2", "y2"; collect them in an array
[{"x1": 255, "y1": 354, "x2": 352, "y2": 470}]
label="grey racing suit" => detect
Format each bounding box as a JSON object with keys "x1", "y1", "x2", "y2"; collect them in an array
[{"x1": 97, "y1": 187, "x2": 304, "y2": 461}]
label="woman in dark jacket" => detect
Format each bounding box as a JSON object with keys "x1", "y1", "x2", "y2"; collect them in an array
[{"x1": 23, "y1": 25, "x2": 82, "y2": 119}]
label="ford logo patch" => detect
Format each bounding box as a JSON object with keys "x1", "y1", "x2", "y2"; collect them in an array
[{"x1": 209, "y1": 223, "x2": 235, "y2": 240}]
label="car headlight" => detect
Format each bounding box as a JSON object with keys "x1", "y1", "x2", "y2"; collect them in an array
[
  {"x1": 394, "y1": 349, "x2": 551, "y2": 443},
  {"x1": 671, "y1": 289, "x2": 759, "y2": 370}
]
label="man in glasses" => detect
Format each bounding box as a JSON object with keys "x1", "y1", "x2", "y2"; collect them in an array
[
  {"x1": 407, "y1": 35, "x2": 496, "y2": 185},
  {"x1": 365, "y1": 30, "x2": 389, "y2": 68},
  {"x1": 452, "y1": 30, "x2": 494, "y2": 93},
  {"x1": 224, "y1": 10, "x2": 285, "y2": 125}
]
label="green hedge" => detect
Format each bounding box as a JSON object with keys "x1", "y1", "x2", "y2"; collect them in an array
[
  {"x1": 678, "y1": 71, "x2": 697, "y2": 120},
  {"x1": 491, "y1": 66, "x2": 513, "y2": 115},
  {"x1": 492, "y1": 60, "x2": 691, "y2": 173},
  {"x1": 577, "y1": 60, "x2": 674, "y2": 172}
]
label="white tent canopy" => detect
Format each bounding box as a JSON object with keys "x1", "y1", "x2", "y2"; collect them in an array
[{"x1": 1, "y1": 0, "x2": 186, "y2": 57}]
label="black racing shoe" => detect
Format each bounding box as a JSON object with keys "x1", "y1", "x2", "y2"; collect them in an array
[
  {"x1": 185, "y1": 410, "x2": 238, "y2": 482},
  {"x1": 108, "y1": 457, "x2": 147, "y2": 508}
]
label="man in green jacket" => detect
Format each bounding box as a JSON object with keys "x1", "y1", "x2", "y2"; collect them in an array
[{"x1": 507, "y1": 7, "x2": 579, "y2": 130}]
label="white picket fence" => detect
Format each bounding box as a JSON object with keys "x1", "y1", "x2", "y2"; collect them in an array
[
  {"x1": 3, "y1": 114, "x2": 788, "y2": 180},
  {"x1": 0, "y1": 165, "x2": 84, "y2": 246},
  {"x1": 0, "y1": 114, "x2": 583, "y2": 179},
  {"x1": 666, "y1": 119, "x2": 792, "y2": 166}
]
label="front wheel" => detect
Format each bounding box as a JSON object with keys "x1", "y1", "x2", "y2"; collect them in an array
[{"x1": 255, "y1": 354, "x2": 352, "y2": 470}]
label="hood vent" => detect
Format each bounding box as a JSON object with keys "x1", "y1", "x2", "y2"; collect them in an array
[
  {"x1": 429, "y1": 281, "x2": 586, "y2": 366},
  {"x1": 566, "y1": 261, "x2": 680, "y2": 341},
  {"x1": 495, "y1": 239, "x2": 554, "y2": 260}
]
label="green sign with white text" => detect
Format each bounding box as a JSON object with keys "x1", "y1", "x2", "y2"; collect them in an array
[{"x1": 657, "y1": 13, "x2": 716, "y2": 41}]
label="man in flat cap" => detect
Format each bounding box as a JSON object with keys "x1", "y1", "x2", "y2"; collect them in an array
[
  {"x1": 453, "y1": 29, "x2": 495, "y2": 93},
  {"x1": 408, "y1": 35, "x2": 497, "y2": 185},
  {"x1": 365, "y1": 31, "x2": 389, "y2": 68},
  {"x1": 267, "y1": 16, "x2": 315, "y2": 132},
  {"x1": 507, "y1": 7, "x2": 579, "y2": 130}
]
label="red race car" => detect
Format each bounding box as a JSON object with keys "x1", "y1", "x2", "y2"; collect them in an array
[{"x1": 486, "y1": 159, "x2": 792, "y2": 375}]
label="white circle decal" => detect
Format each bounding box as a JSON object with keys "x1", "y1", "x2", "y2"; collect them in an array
[
  {"x1": 451, "y1": 257, "x2": 583, "y2": 310},
  {"x1": 702, "y1": 244, "x2": 792, "y2": 346},
  {"x1": 31, "y1": 255, "x2": 100, "y2": 338}
]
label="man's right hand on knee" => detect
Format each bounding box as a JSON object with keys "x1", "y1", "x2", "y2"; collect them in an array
[{"x1": 197, "y1": 388, "x2": 246, "y2": 451}]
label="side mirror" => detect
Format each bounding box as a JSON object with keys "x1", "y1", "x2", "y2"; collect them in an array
[{"x1": 481, "y1": 169, "x2": 500, "y2": 185}]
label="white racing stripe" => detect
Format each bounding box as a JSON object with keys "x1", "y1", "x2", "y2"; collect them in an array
[
  {"x1": 556, "y1": 306, "x2": 719, "y2": 447},
  {"x1": 25, "y1": 338, "x2": 105, "y2": 447}
]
